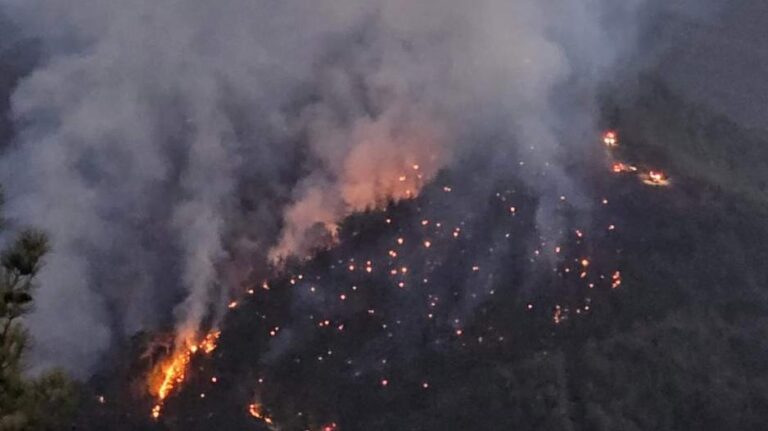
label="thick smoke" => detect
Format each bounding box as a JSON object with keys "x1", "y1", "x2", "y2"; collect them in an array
[{"x1": 0, "y1": 0, "x2": 645, "y2": 375}]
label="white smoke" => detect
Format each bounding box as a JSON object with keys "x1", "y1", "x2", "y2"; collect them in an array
[{"x1": 0, "y1": 0, "x2": 646, "y2": 375}]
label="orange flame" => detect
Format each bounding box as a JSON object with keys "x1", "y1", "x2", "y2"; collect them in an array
[
  {"x1": 611, "y1": 162, "x2": 638, "y2": 173},
  {"x1": 248, "y1": 403, "x2": 274, "y2": 425},
  {"x1": 603, "y1": 131, "x2": 618, "y2": 147},
  {"x1": 640, "y1": 170, "x2": 670, "y2": 187},
  {"x1": 148, "y1": 330, "x2": 221, "y2": 419}
]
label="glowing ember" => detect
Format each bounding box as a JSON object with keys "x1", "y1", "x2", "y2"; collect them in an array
[
  {"x1": 611, "y1": 271, "x2": 622, "y2": 289},
  {"x1": 603, "y1": 131, "x2": 618, "y2": 147},
  {"x1": 198, "y1": 331, "x2": 220, "y2": 354},
  {"x1": 148, "y1": 330, "x2": 221, "y2": 419},
  {"x1": 553, "y1": 305, "x2": 564, "y2": 324}
]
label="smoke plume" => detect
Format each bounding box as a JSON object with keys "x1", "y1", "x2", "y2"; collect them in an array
[{"x1": 0, "y1": 0, "x2": 646, "y2": 375}]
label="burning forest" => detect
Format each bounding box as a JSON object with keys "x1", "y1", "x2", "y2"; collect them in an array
[
  {"x1": 73, "y1": 110, "x2": 768, "y2": 431},
  {"x1": 2, "y1": 1, "x2": 768, "y2": 431}
]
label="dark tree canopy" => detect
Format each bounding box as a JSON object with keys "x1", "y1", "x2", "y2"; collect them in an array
[{"x1": 0, "y1": 191, "x2": 76, "y2": 431}]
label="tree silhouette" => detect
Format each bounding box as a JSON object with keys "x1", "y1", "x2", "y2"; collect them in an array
[{"x1": 0, "y1": 190, "x2": 75, "y2": 431}]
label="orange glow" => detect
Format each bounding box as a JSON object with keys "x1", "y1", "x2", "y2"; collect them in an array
[
  {"x1": 641, "y1": 170, "x2": 670, "y2": 187},
  {"x1": 248, "y1": 403, "x2": 274, "y2": 425},
  {"x1": 612, "y1": 162, "x2": 638, "y2": 173},
  {"x1": 603, "y1": 131, "x2": 618, "y2": 147},
  {"x1": 198, "y1": 331, "x2": 220, "y2": 354},
  {"x1": 148, "y1": 330, "x2": 220, "y2": 419}
]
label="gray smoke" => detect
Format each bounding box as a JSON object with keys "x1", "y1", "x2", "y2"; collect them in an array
[{"x1": 0, "y1": 0, "x2": 648, "y2": 376}]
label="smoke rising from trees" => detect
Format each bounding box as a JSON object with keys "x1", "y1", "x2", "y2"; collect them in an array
[{"x1": 0, "y1": 0, "x2": 648, "y2": 375}]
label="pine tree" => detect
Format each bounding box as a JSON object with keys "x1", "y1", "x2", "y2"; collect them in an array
[{"x1": 0, "y1": 190, "x2": 75, "y2": 430}]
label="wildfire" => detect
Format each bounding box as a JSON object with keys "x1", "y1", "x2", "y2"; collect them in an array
[
  {"x1": 248, "y1": 403, "x2": 274, "y2": 425},
  {"x1": 603, "y1": 131, "x2": 618, "y2": 147},
  {"x1": 640, "y1": 170, "x2": 670, "y2": 187},
  {"x1": 603, "y1": 130, "x2": 671, "y2": 188},
  {"x1": 148, "y1": 330, "x2": 221, "y2": 419},
  {"x1": 611, "y1": 162, "x2": 638, "y2": 173}
]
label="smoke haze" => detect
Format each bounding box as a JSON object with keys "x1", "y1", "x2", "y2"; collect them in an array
[{"x1": 0, "y1": 0, "x2": 648, "y2": 376}]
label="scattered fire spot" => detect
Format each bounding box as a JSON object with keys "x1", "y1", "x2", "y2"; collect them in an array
[
  {"x1": 641, "y1": 170, "x2": 671, "y2": 187},
  {"x1": 248, "y1": 403, "x2": 274, "y2": 425}
]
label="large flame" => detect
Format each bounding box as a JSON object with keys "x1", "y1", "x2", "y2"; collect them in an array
[{"x1": 148, "y1": 330, "x2": 221, "y2": 419}]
